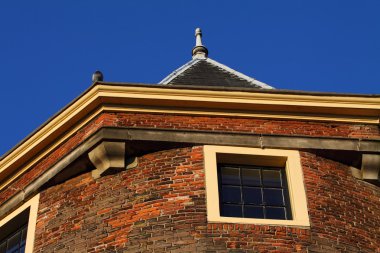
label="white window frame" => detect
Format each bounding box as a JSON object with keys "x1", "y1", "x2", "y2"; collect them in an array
[
  {"x1": 0, "y1": 194, "x2": 40, "y2": 253},
  {"x1": 204, "y1": 145, "x2": 310, "y2": 227}
]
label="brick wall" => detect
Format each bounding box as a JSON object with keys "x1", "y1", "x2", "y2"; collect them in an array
[
  {"x1": 1, "y1": 112, "x2": 379, "y2": 205},
  {"x1": 301, "y1": 151, "x2": 380, "y2": 252},
  {"x1": 1, "y1": 112, "x2": 379, "y2": 252},
  {"x1": 34, "y1": 147, "x2": 207, "y2": 252},
  {"x1": 31, "y1": 146, "x2": 379, "y2": 252}
]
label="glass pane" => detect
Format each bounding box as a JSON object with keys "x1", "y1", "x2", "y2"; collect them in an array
[
  {"x1": 19, "y1": 245, "x2": 26, "y2": 253},
  {"x1": 242, "y1": 168, "x2": 261, "y2": 186},
  {"x1": 6, "y1": 231, "x2": 21, "y2": 253},
  {"x1": 221, "y1": 204, "x2": 242, "y2": 217},
  {"x1": 221, "y1": 167, "x2": 240, "y2": 185},
  {"x1": 263, "y1": 189, "x2": 284, "y2": 206},
  {"x1": 0, "y1": 242, "x2": 6, "y2": 253},
  {"x1": 242, "y1": 187, "x2": 262, "y2": 205},
  {"x1": 221, "y1": 186, "x2": 242, "y2": 203},
  {"x1": 244, "y1": 206, "x2": 264, "y2": 219},
  {"x1": 262, "y1": 169, "x2": 282, "y2": 187},
  {"x1": 20, "y1": 226, "x2": 27, "y2": 252},
  {"x1": 265, "y1": 207, "x2": 286, "y2": 219},
  {"x1": 21, "y1": 226, "x2": 27, "y2": 241}
]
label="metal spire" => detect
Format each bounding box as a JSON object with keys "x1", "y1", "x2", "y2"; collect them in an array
[{"x1": 192, "y1": 28, "x2": 208, "y2": 59}]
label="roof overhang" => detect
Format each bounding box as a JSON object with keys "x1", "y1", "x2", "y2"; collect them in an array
[{"x1": 1, "y1": 82, "x2": 380, "y2": 188}]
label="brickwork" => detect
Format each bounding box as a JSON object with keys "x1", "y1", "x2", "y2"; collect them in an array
[
  {"x1": 301, "y1": 151, "x2": 380, "y2": 252},
  {"x1": 0, "y1": 112, "x2": 379, "y2": 252},
  {"x1": 1, "y1": 112, "x2": 379, "y2": 205},
  {"x1": 34, "y1": 147, "x2": 207, "y2": 252},
  {"x1": 30, "y1": 146, "x2": 379, "y2": 252},
  {"x1": 96, "y1": 112, "x2": 380, "y2": 138}
]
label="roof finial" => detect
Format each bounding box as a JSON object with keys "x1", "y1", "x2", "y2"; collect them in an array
[
  {"x1": 92, "y1": 70, "x2": 103, "y2": 82},
  {"x1": 192, "y1": 28, "x2": 208, "y2": 59}
]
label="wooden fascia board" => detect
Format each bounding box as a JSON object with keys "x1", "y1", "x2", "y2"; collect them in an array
[
  {"x1": 94, "y1": 85, "x2": 380, "y2": 118},
  {"x1": 0, "y1": 84, "x2": 379, "y2": 184}
]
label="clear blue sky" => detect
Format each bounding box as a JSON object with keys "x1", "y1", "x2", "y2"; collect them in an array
[{"x1": 1, "y1": 1, "x2": 380, "y2": 156}]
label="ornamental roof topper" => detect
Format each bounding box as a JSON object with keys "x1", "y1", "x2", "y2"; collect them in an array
[{"x1": 192, "y1": 28, "x2": 208, "y2": 59}]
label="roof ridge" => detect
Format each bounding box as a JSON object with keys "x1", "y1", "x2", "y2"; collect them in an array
[{"x1": 205, "y1": 58, "x2": 274, "y2": 89}]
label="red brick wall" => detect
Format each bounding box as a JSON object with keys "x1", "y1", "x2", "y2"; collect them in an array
[
  {"x1": 31, "y1": 146, "x2": 379, "y2": 252},
  {"x1": 96, "y1": 112, "x2": 380, "y2": 138},
  {"x1": 0, "y1": 112, "x2": 379, "y2": 252},
  {"x1": 301, "y1": 151, "x2": 380, "y2": 253},
  {"x1": 34, "y1": 147, "x2": 207, "y2": 252},
  {"x1": 1, "y1": 112, "x2": 379, "y2": 205}
]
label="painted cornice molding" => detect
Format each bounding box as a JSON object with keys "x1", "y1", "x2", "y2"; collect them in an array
[{"x1": 0, "y1": 83, "x2": 380, "y2": 188}]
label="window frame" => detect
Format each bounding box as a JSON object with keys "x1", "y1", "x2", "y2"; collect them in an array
[
  {"x1": 0, "y1": 194, "x2": 40, "y2": 253},
  {"x1": 204, "y1": 145, "x2": 310, "y2": 227}
]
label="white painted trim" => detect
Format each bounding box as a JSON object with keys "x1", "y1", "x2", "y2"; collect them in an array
[
  {"x1": 0, "y1": 194, "x2": 40, "y2": 253},
  {"x1": 204, "y1": 145, "x2": 310, "y2": 227}
]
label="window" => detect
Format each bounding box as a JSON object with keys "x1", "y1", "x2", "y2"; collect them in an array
[
  {"x1": 0, "y1": 208, "x2": 28, "y2": 253},
  {"x1": 218, "y1": 164, "x2": 292, "y2": 220},
  {"x1": 0, "y1": 194, "x2": 39, "y2": 253},
  {"x1": 204, "y1": 146, "x2": 310, "y2": 227}
]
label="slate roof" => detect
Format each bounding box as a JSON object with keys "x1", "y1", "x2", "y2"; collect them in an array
[{"x1": 159, "y1": 57, "x2": 274, "y2": 89}]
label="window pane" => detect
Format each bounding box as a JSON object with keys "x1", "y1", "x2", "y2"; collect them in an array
[
  {"x1": 20, "y1": 226, "x2": 27, "y2": 251},
  {"x1": 221, "y1": 167, "x2": 240, "y2": 185},
  {"x1": 19, "y1": 245, "x2": 26, "y2": 253},
  {"x1": 221, "y1": 186, "x2": 242, "y2": 203},
  {"x1": 21, "y1": 226, "x2": 27, "y2": 241},
  {"x1": 221, "y1": 204, "x2": 242, "y2": 217},
  {"x1": 242, "y1": 187, "x2": 262, "y2": 205},
  {"x1": 242, "y1": 168, "x2": 261, "y2": 186},
  {"x1": 262, "y1": 169, "x2": 282, "y2": 187},
  {"x1": 6, "y1": 231, "x2": 21, "y2": 253},
  {"x1": 265, "y1": 207, "x2": 286, "y2": 219},
  {"x1": 0, "y1": 242, "x2": 6, "y2": 253},
  {"x1": 244, "y1": 206, "x2": 264, "y2": 219},
  {"x1": 263, "y1": 189, "x2": 284, "y2": 206}
]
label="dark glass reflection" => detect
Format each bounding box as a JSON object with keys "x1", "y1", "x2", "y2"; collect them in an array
[
  {"x1": 0, "y1": 224, "x2": 27, "y2": 253},
  {"x1": 263, "y1": 189, "x2": 284, "y2": 206},
  {"x1": 242, "y1": 187, "x2": 262, "y2": 205},
  {"x1": 222, "y1": 204, "x2": 242, "y2": 217},
  {"x1": 221, "y1": 186, "x2": 242, "y2": 203},
  {"x1": 262, "y1": 170, "x2": 282, "y2": 187},
  {"x1": 0, "y1": 242, "x2": 6, "y2": 253},
  {"x1": 221, "y1": 167, "x2": 240, "y2": 185},
  {"x1": 244, "y1": 206, "x2": 264, "y2": 218},
  {"x1": 266, "y1": 207, "x2": 286, "y2": 219},
  {"x1": 242, "y1": 168, "x2": 261, "y2": 186}
]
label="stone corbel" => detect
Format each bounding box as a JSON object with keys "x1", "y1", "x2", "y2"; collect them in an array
[
  {"x1": 352, "y1": 154, "x2": 380, "y2": 184},
  {"x1": 88, "y1": 141, "x2": 126, "y2": 179},
  {"x1": 361, "y1": 154, "x2": 380, "y2": 181}
]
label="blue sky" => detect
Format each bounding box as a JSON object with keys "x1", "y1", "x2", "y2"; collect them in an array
[{"x1": 1, "y1": 1, "x2": 380, "y2": 155}]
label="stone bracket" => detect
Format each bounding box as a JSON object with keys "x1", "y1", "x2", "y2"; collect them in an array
[
  {"x1": 361, "y1": 154, "x2": 380, "y2": 181},
  {"x1": 88, "y1": 141, "x2": 126, "y2": 179}
]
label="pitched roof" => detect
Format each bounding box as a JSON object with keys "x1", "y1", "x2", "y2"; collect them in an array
[
  {"x1": 159, "y1": 57, "x2": 274, "y2": 89},
  {"x1": 159, "y1": 28, "x2": 274, "y2": 89}
]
